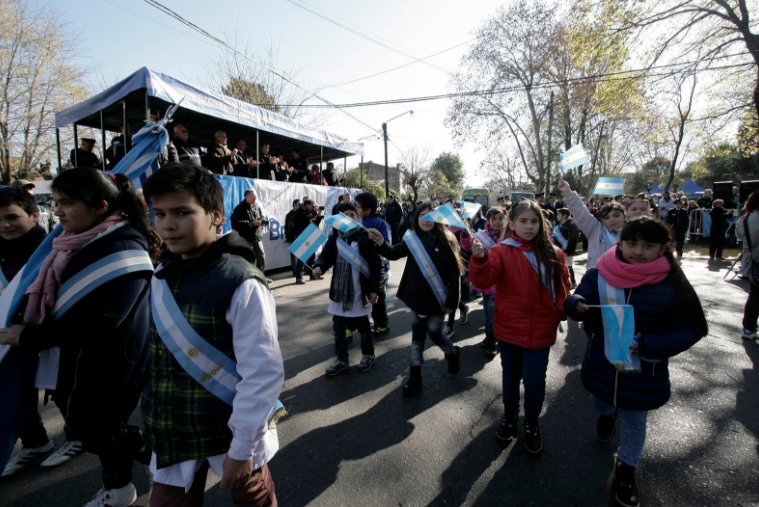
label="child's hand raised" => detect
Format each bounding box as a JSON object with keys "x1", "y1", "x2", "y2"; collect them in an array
[
  {"x1": 557, "y1": 179, "x2": 572, "y2": 197},
  {"x1": 366, "y1": 228, "x2": 385, "y2": 246},
  {"x1": 472, "y1": 238, "x2": 485, "y2": 259}
]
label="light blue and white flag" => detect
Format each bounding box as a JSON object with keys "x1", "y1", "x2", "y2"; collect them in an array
[
  {"x1": 598, "y1": 273, "x2": 639, "y2": 371},
  {"x1": 560, "y1": 144, "x2": 589, "y2": 172},
  {"x1": 460, "y1": 201, "x2": 482, "y2": 220},
  {"x1": 0, "y1": 269, "x2": 8, "y2": 292},
  {"x1": 336, "y1": 238, "x2": 371, "y2": 279},
  {"x1": 423, "y1": 202, "x2": 468, "y2": 230},
  {"x1": 474, "y1": 230, "x2": 496, "y2": 251},
  {"x1": 552, "y1": 226, "x2": 568, "y2": 250},
  {"x1": 326, "y1": 213, "x2": 360, "y2": 234},
  {"x1": 288, "y1": 223, "x2": 327, "y2": 263},
  {"x1": 593, "y1": 177, "x2": 625, "y2": 196}
]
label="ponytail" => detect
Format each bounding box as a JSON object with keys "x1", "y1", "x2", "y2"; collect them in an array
[{"x1": 52, "y1": 168, "x2": 160, "y2": 256}]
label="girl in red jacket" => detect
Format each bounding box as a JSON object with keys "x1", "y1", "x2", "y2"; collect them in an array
[{"x1": 470, "y1": 200, "x2": 571, "y2": 454}]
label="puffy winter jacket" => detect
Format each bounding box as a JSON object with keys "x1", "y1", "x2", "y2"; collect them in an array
[
  {"x1": 469, "y1": 237, "x2": 571, "y2": 349},
  {"x1": 564, "y1": 268, "x2": 702, "y2": 410}
]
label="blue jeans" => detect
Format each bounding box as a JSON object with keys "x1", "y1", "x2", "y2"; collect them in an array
[
  {"x1": 483, "y1": 294, "x2": 495, "y2": 333},
  {"x1": 498, "y1": 341, "x2": 551, "y2": 417},
  {"x1": 290, "y1": 253, "x2": 305, "y2": 279},
  {"x1": 591, "y1": 394, "x2": 648, "y2": 467},
  {"x1": 333, "y1": 315, "x2": 373, "y2": 362},
  {"x1": 411, "y1": 312, "x2": 455, "y2": 366},
  {"x1": 371, "y1": 278, "x2": 389, "y2": 328}
]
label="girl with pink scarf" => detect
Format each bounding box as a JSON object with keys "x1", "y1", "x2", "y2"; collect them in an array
[{"x1": 565, "y1": 217, "x2": 708, "y2": 507}]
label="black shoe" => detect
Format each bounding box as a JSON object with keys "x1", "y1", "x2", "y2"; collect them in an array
[
  {"x1": 445, "y1": 346, "x2": 462, "y2": 374},
  {"x1": 295, "y1": 277, "x2": 306, "y2": 285},
  {"x1": 496, "y1": 410, "x2": 519, "y2": 444},
  {"x1": 614, "y1": 459, "x2": 640, "y2": 507},
  {"x1": 597, "y1": 412, "x2": 618, "y2": 443},
  {"x1": 459, "y1": 304, "x2": 470, "y2": 324},
  {"x1": 325, "y1": 359, "x2": 350, "y2": 376},
  {"x1": 480, "y1": 332, "x2": 498, "y2": 357},
  {"x1": 402, "y1": 366, "x2": 422, "y2": 397},
  {"x1": 523, "y1": 416, "x2": 542, "y2": 454}
]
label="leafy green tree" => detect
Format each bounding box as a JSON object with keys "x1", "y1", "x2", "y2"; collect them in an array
[
  {"x1": 344, "y1": 168, "x2": 385, "y2": 199},
  {"x1": 430, "y1": 152, "x2": 464, "y2": 191},
  {"x1": 222, "y1": 78, "x2": 278, "y2": 113}
]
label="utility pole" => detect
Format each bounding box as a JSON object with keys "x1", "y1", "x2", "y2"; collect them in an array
[{"x1": 383, "y1": 122, "x2": 389, "y2": 197}]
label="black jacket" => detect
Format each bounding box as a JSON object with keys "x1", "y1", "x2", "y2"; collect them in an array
[
  {"x1": 172, "y1": 138, "x2": 204, "y2": 167},
  {"x1": 384, "y1": 201, "x2": 403, "y2": 226},
  {"x1": 70, "y1": 148, "x2": 101, "y2": 169},
  {"x1": 557, "y1": 218, "x2": 580, "y2": 256},
  {"x1": 104, "y1": 135, "x2": 132, "y2": 169},
  {"x1": 710, "y1": 207, "x2": 730, "y2": 234},
  {"x1": 18, "y1": 224, "x2": 152, "y2": 436},
  {"x1": 208, "y1": 143, "x2": 234, "y2": 175},
  {"x1": 233, "y1": 151, "x2": 255, "y2": 178},
  {"x1": 667, "y1": 207, "x2": 690, "y2": 234},
  {"x1": 231, "y1": 201, "x2": 265, "y2": 242},
  {"x1": 315, "y1": 229, "x2": 384, "y2": 306},
  {"x1": 0, "y1": 225, "x2": 46, "y2": 282},
  {"x1": 378, "y1": 229, "x2": 461, "y2": 316},
  {"x1": 322, "y1": 169, "x2": 342, "y2": 187},
  {"x1": 284, "y1": 208, "x2": 298, "y2": 243},
  {"x1": 288, "y1": 157, "x2": 309, "y2": 183},
  {"x1": 291, "y1": 206, "x2": 322, "y2": 239},
  {"x1": 256, "y1": 154, "x2": 276, "y2": 180}
]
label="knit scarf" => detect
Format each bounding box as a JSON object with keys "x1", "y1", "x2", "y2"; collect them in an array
[
  {"x1": 23, "y1": 214, "x2": 126, "y2": 324},
  {"x1": 334, "y1": 235, "x2": 355, "y2": 312},
  {"x1": 486, "y1": 224, "x2": 501, "y2": 244},
  {"x1": 596, "y1": 245, "x2": 670, "y2": 289}
]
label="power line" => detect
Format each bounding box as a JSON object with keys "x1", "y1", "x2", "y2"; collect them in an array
[{"x1": 141, "y1": 0, "x2": 380, "y2": 135}]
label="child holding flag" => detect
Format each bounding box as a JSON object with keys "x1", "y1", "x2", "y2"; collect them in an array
[
  {"x1": 558, "y1": 178, "x2": 626, "y2": 269},
  {"x1": 460, "y1": 207, "x2": 505, "y2": 356},
  {"x1": 564, "y1": 217, "x2": 707, "y2": 507},
  {"x1": 367, "y1": 203, "x2": 463, "y2": 397},
  {"x1": 313, "y1": 203, "x2": 384, "y2": 376},
  {"x1": 552, "y1": 208, "x2": 580, "y2": 287},
  {"x1": 0, "y1": 168, "x2": 158, "y2": 506},
  {"x1": 355, "y1": 192, "x2": 392, "y2": 335},
  {"x1": 141, "y1": 164, "x2": 284, "y2": 507},
  {"x1": 469, "y1": 200, "x2": 571, "y2": 455}
]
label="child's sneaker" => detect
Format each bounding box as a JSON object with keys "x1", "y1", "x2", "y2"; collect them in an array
[
  {"x1": 326, "y1": 358, "x2": 350, "y2": 376},
  {"x1": 371, "y1": 324, "x2": 389, "y2": 335},
  {"x1": 459, "y1": 304, "x2": 470, "y2": 324},
  {"x1": 445, "y1": 346, "x2": 462, "y2": 374},
  {"x1": 496, "y1": 411, "x2": 518, "y2": 444},
  {"x1": 741, "y1": 328, "x2": 757, "y2": 340},
  {"x1": 346, "y1": 329, "x2": 354, "y2": 342},
  {"x1": 40, "y1": 440, "x2": 83, "y2": 468},
  {"x1": 357, "y1": 354, "x2": 376, "y2": 372},
  {"x1": 613, "y1": 460, "x2": 640, "y2": 507},
  {"x1": 443, "y1": 325, "x2": 455, "y2": 339},
  {"x1": 523, "y1": 416, "x2": 542, "y2": 454},
  {"x1": 2, "y1": 440, "x2": 54, "y2": 477},
  {"x1": 82, "y1": 483, "x2": 137, "y2": 507}
]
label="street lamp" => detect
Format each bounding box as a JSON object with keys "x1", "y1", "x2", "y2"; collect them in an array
[{"x1": 382, "y1": 110, "x2": 414, "y2": 197}]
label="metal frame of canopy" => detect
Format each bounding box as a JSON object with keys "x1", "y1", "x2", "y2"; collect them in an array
[{"x1": 55, "y1": 68, "x2": 365, "y2": 185}]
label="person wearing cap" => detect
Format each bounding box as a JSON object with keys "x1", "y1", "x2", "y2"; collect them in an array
[
  {"x1": 667, "y1": 198, "x2": 689, "y2": 261},
  {"x1": 534, "y1": 192, "x2": 545, "y2": 208},
  {"x1": 69, "y1": 139, "x2": 102, "y2": 169},
  {"x1": 544, "y1": 192, "x2": 564, "y2": 213},
  {"x1": 11, "y1": 180, "x2": 58, "y2": 234}
]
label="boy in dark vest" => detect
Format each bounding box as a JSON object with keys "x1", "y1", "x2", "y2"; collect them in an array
[{"x1": 141, "y1": 163, "x2": 284, "y2": 507}]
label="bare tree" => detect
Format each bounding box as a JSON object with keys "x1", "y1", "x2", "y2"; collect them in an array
[
  {"x1": 0, "y1": 0, "x2": 89, "y2": 182},
  {"x1": 398, "y1": 145, "x2": 433, "y2": 203}
]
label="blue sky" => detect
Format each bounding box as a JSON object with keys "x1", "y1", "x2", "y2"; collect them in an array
[{"x1": 51, "y1": 0, "x2": 507, "y2": 186}]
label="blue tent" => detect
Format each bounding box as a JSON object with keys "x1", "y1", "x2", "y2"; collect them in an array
[
  {"x1": 645, "y1": 184, "x2": 663, "y2": 197},
  {"x1": 678, "y1": 177, "x2": 705, "y2": 198}
]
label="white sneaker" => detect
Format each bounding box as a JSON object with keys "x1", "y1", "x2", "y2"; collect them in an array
[
  {"x1": 2, "y1": 440, "x2": 54, "y2": 477},
  {"x1": 443, "y1": 325, "x2": 455, "y2": 339},
  {"x1": 40, "y1": 440, "x2": 83, "y2": 468},
  {"x1": 82, "y1": 484, "x2": 137, "y2": 507}
]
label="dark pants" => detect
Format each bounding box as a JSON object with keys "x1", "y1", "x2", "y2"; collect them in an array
[
  {"x1": 674, "y1": 231, "x2": 686, "y2": 257},
  {"x1": 390, "y1": 222, "x2": 400, "y2": 245},
  {"x1": 289, "y1": 253, "x2": 305, "y2": 279},
  {"x1": 709, "y1": 231, "x2": 725, "y2": 259},
  {"x1": 744, "y1": 281, "x2": 759, "y2": 332},
  {"x1": 150, "y1": 461, "x2": 277, "y2": 507},
  {"x1": 371, "y1": 279, "x2": 389, "y2": 328},
  {"x1": 333, "y1": 315, "x2": 373, "y2": 362},
  {"x1": 248, "y1": 239, "x2": 266, "y2": 272},
  {"x1": 498, "y1": 341, "x2": 551, "y2": 417},
  {"x1": 446, "y1": 301, "x2": 467, "y2": 326}
]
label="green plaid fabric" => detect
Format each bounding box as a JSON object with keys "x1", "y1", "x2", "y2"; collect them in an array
[{"x1": 142, "y1": 255, "x2": 267, "y2": 469}]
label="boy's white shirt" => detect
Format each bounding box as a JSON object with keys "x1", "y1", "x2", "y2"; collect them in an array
[{"x1": 150, "y1": 278, "x2": 284, "y2": 492}]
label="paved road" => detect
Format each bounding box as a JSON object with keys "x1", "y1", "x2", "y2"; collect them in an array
[{"x1": 2, "y1": 247, "x2": 758, "y2": 507}]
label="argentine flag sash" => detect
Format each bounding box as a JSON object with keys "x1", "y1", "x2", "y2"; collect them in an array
[
  {"x1": 500, "y1": 237, "x2": 555, "y2": 303},
  {"x1": 598, "y1": 273, "x2": 640, "y2": 371},
  {"x1": 601, "y1": 226, "x2": 620, "y2": 249},
  {"x1": 403, "y1": 231, "x2": 447, "y2": 309},
  {"x1": 552, "y1": 226, "x2": 568, "y2": 250},
  {"x1": 151, "y1": 271, "x2": 288, "y2": 427},
  {"x1": 336, "y1": 237, "x2": 370, "y2": 279},
  {"x1": 0, "y1": 269, "x2": 8, "y2": 293}
]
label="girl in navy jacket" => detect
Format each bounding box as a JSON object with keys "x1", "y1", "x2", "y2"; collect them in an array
[{"x1": 565, "y1": 217, "x2": 708, "y2": 507}]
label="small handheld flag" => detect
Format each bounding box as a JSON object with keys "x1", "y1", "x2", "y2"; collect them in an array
[
  {"x1": 460, "y1": 201, "x2": 482, "y2": 220},
  {"x1": 288, "y1": 223, "x2": 327, "y2": 263},
  {"x1": 474, "y1": 230, "x2": 496, "y2": 251},
  {"x1": 422, "y1": 203, "x2": 469, "y2": 230},
  {"x1": 560, "y1": 144, "x2": 589, "y2": 173},
  {"x1": 325, "y1": 213, "x2": 360, "y2": 233},
  {"x1": 593, "y1": 177, "x2": 625, "y2": 196},
  {"x1": 598, "y1": 304, "x2": 639, "y2": 371}
]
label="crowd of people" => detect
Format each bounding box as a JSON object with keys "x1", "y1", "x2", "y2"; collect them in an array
[
  {"x1": 70, "y1": 125, "x2": 348, "y2": 185},
  {"x1": 1, "y1": 158, "x2": 758, "y2": 507}
]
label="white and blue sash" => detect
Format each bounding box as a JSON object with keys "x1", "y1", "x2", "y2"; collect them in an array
[
  {"x1": 151, "y1": 271, "x2": 288, "y2": 425},
  {"x1": 601, "y1": 226, "x2": 620, "y2": 248},
  {"x1": 403, "y1": 231, "x2": 447, "y2": 309},
  {"x1": 552, "y1": 226, "x2": 568, "y2": 250},
  {"x1": 500, "y1": 237, "x2": 555, "y2": 303},
  {"x1": 336, "y1": 238, "x2": 370, "y2": 279},
  {"x1": 0, "y1": 269, "x2": 8, "y2": 293},
  {"x1": 598, "y1": 273, "x2": 640, "y2": 371}
]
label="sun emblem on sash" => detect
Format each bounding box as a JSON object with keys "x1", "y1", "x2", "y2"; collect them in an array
[
  {"x1": 188, "y1": 348, "x2": 199, "y2": 357},
  {"x1": 305, "y1": 241, "x2": 311, "y2": 246}
]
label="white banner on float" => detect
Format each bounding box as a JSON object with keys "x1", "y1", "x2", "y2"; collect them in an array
[{"x1": 218, "y1": 176, "x2": 362, "y2": 271}]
